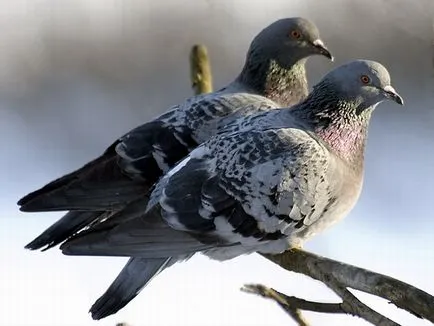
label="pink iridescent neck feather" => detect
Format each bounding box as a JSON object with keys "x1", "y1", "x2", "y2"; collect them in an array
[
  {"x1": 316, "y1": 119, "x2": 370, "y2": 169},
  {"x1": 289, "y1": 86, "x2": 374, "y2": 171}
]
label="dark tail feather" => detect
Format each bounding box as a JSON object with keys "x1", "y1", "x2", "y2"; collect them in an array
[
  {"x1": 24, "y1": 211, "x2": 106, "y2": 251},
  {"x1": 59, "y1": 205, "x2": 211, "y2": 258},
  {"x1": 90, "y1": 257, "x2": 176, "y2": 320},
  {"x1": 25, "y1": 197, "x2": 150, "y2": 252}
]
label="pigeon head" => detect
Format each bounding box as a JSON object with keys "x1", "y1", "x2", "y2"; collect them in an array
[
  {"x1": 250, "y1": 17, "x2": 333, "y2": 65},
  {"x1": 291, "y1": 60, "x2": 403, "y2": 166},
  {"x1": 319, "y1": 59, "x2": 404, "y2": 112},
  {"x1": 237, "y1": 17, "x2": 332, "y2": 107}
]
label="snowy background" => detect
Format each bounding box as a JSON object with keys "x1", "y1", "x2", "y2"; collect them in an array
[{"x1": 1, "y1": 0, "x2": 433, "y2": 325}]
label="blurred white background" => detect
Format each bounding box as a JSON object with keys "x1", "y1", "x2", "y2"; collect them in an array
[{"x1": 1, "y1": 0, "x2": 433, "y2": 325}]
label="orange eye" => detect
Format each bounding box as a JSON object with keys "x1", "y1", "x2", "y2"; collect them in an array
[
  {"x1": 360, "y1": 75, "x2": 370, "y2": 84},
  {"x1": 290, "y1": 30, "x2": 301, "y2": 39}
]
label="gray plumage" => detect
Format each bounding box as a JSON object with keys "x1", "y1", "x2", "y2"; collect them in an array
[
  {"x1": 18, "y1": 17, "x2": 332, "y2": 319},
  {"x1": 90, "y1": 257, "x2": 171, "y2": 320},
  {"x1": 60, "y1": 59, "x2": 403, "y2": 317}
]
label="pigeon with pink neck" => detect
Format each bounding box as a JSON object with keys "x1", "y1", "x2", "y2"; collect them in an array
[{"x1": 59, "y1": 60, "x2": 403, "y2": 319}]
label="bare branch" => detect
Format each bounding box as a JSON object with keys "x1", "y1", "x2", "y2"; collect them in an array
[
  {"x1": 242, "y1": 284, "x2": 343, "y2": 314},
  {"x1": 284, "y1": 306, "x2": 311, "y2": 326},
  {"x1": 189, "y1": 44, "x2": 213, "y2": 95},
  {"x1": 243, "y1": 282, "x2": 401, "y2": 326},
  {"x1": 242, "y1": 284, "x2": 312, "y2": 326},
  {"x1": 321, "y1": 272, "x2": 400, "y2": 326},
  {"x1": 261, "y1": 249, "x2": 434, "y2": 323}
]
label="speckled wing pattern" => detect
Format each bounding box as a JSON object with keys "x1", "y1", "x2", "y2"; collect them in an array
[
  {"x1": 156, "y1": 126, "x2": 339, "y2": 259},
  {"x1": 160, "y1": 89, "x2": 279, "y2": 143}
]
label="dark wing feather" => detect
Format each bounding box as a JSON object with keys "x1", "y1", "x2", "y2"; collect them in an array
[
  {"x1": 17, "y1": 119, "x2": 194, "y2": 212},
  {"x1": 17, "y1": 141, "x2": 119, "y2": 207}
]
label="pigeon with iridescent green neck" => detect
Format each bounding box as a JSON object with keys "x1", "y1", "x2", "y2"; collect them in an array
[
  {"x1": 60, "y1": 60, "x2": 403, "y2": 319},
  {"x1": 19, "y1": 16, "x2": 332, "y2": 229},
  {"x1": 18, "y1": 17, "x2": 333, "y2": 320}
]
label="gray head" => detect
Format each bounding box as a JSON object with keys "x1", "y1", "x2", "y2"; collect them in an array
[
  {"x1": 237, "y1": 17, "x2": 332, "y2": 106},
  {"x1": 317, "y1": 59, "x2": 404, "y2": 111},
  {"x1": 249, "y1": 17, "x2": 333, "y2": 66},
  {"x1": 292, "y1": 60, "x2": 403, "y2": 166}
]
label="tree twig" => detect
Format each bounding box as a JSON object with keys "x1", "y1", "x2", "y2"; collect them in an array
[
  {"x1": 242, "y1": 282, "x2": 401, "y2": 326},
  {"x1": 189, "y1": 44, "x2": 213, "y2": 95},
  {"x1": 243, "y1": 284, "x2": 324, "y2": 326},
  {"x1": 242, "y1": 284, "x2": 342, "y2": 314}
]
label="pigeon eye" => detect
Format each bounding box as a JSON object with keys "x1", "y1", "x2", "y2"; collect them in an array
[
  {"x1": 360, "y1": 75, "x2": 370, "y2": 84},
  {"x1": 290, "y1": 30, "x2": 301, "y2": 39}
]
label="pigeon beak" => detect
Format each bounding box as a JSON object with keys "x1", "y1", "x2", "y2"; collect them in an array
[
  {"x1": 382, "y1": 85, "x2": 404, "y2": 105},
  {"x1": 312, "y1": 39, "x2": 334, "y2": 61}
]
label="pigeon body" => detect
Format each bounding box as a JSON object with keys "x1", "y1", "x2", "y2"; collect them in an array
[{"x1": 59, "y1": 59, "x2": 403, "y2": 318}]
